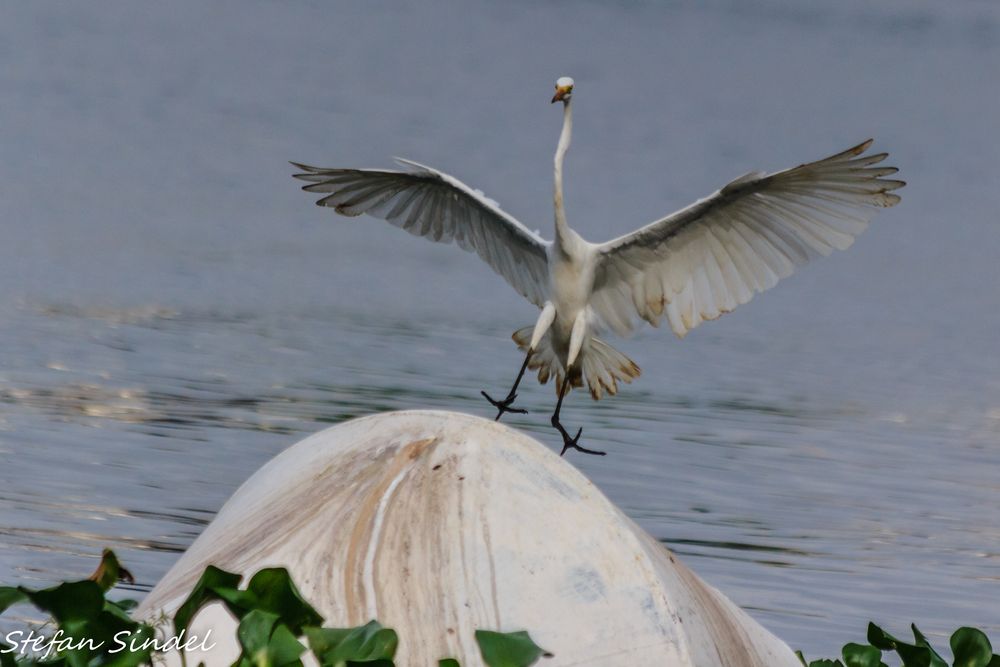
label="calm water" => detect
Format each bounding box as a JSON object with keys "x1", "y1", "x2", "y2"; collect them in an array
[{"x1": 2, "y1": 0, "x2": 999, "y2": 657}]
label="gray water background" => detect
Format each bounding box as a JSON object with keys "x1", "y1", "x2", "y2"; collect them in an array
[{"x1": 1, "y1": 0, "x2": 999, "y2": 657}]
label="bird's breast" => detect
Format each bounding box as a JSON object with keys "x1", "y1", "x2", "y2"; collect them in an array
[{"x1": 548, "y1": 253, "x2": 595, "y2": 322}]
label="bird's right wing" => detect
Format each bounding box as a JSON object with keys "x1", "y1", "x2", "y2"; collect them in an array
[
  {"x1": 292, "y1": 159, "x2": 551, "y2": 307},
  {"x1": 590, "y1": 140, "x2": 904, "y2": 337}
]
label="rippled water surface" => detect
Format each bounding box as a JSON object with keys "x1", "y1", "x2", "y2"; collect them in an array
[{"x1": 2, "y1": 0, "x2": 999, "y2": 657}]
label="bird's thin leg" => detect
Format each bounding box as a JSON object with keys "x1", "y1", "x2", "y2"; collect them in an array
[
  {"x1": 482, "y1": 351, "x2": 532, "y2": 421},
  {"x1": 550, "y1": 375, "x2": 605, "y2": 457}
]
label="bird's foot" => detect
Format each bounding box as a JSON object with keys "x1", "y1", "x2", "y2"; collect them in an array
[
  {"x1": 551, "y1": 416, "x2": 606, "y2": 457},
  {"x1": 481, "y1": 390, "x2": 528, "y2": 421}
]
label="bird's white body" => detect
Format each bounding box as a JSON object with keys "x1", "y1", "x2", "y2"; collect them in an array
[
  {"x1": 547, "y1": 78, "x2": 591, "y2": 352},
  {"x1": 525, "y1": 84, "x2": 636, "y2": 392},
  {"x1": 293, "y1": 77, "x2": 903, "y2": 402},
  {"x1": 544, "y1": 233, "x2": 595, "y2": 366}
]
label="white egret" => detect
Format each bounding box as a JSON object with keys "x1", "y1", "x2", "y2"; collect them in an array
[{"x1": 292, "y1": 76, "x2": 904, "y2": 456}]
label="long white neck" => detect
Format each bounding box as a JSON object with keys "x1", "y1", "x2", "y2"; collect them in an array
[{"x1": 553, "y1": 98, "x2": 573, "y2": 246}]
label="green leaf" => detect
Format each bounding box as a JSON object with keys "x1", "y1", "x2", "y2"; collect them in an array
[
  {"x1": 102, "y1": 599, "x2": 138, "y2": 624},
  {"x1": 951, "y1": 628, "x2": 993, "y2": 667},
  {"x1": 1, "y1": 641, "x2": 19, "y2": 667},
  {"x1": 173, "y1": 565, "x2": 243, "y2": 635},
  {"x1": 894, "y1": 643, "x2": 930, "y2": 667},
  {"x1": 438, "y1": 660, "x2": 461, "y2": 667},
  {"x1": 267, "y1": 624, "x2": 307, "y2": 666},
  {"x1": 174, "y1": 567, "x2": 322, "y2": 640},
  {"x1": 239, "y1": 609, "x2": 280, "y2": 656},
  {"x1": 101, "y1": 623, "x2": 158, "y2": 667},
  {"x1": 244, "y1": 568, "x2": 323, "y2": 634},
  {"x1": 866, "y1": 623, "x2": 930, "y2": 667},
  {"x1": 20, "y1": 580, "x2": 104, "y2": 625},
  {"x1": 475, "y1": 630, "x2": 551, "y2": 667},
  {"x1": 304, "y1": 626, "x2": 352, "y2": 661},
  {"x1": 304, "y1": 621, "x2": 397, "y2": 665},
  {"x1": 0, "y1": 587, "x2": 27, "y2": 615},
  {"x1": 868, "y1": 623, "x2": 900, "y2": 651},
  {"x1": 797, "y1": 653, "x2": 849, "y2": 667},
  {"x1": 842, "y1": 643, "x2": 881, "y2": 667},
  {"x1": 214, "y1": 585, "x2": 259, "y2": 613},
  {"x1": 235, "y1": 610, "x2": 306, "y2": 667},
  {"x1": 910, "y1": 625, "x2": 947, "y2": 667},
  {"x1": 113, "y1": 598, "x2": 139, "y2": 613}
]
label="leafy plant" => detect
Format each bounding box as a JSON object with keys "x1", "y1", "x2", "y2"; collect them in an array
[
  {"x1": 9, "y1": 552, "x2": 1000, "y2": 667},
  {"x1": 797, "y1": 623, "x2": 1000, "y2": 667},
  {"x1": 474, "y1": 630, "x2": 553, "y2": 667},
  {"x1": 0, "y1": 551, "x2": 154, "y2": 667},
  {"x1": 1, "y1": 551, "x2": 551, "y2": 667}
]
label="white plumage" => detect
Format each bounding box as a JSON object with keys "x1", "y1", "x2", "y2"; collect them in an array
[
  {"x1": 590, "y1": 139, "x2": 902, "y2": 340},
  {"x1": 292, "y1": 157, "x2": 550, "y2": 308},
  {"x1": 293, "y1": 77, "x2": 903, "y2": 450}
]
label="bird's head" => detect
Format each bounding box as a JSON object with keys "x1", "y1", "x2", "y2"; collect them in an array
[{"x1": 551, "y1": 77, "x2": 574, "y2": 104}]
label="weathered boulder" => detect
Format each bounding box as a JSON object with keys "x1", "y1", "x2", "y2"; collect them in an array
[{"x1": 137, "y1": 410, "x2": 799, "y2": 666}]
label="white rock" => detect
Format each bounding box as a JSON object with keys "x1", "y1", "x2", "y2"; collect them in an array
[{"x1": 136, "y1": 410, "x2": 801, "y2": 666}]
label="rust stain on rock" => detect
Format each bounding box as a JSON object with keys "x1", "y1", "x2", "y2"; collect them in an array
[
  {"x1": 672, "y1": 556, "x2": 765, "y2": 667},
  {"x1": 342, "y1": 437, "x2": 438, "y2": 621}
]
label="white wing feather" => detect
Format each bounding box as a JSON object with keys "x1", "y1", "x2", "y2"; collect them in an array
[
  {"x1": 292, "y1": 159, "x2": 551, "y2": 307},
  {"x1": 592, "y1": 139, "x2": 904, "y2": 338}
]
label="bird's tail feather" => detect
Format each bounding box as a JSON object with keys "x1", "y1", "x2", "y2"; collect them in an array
[{"x1": 512, "y1": 327, "x2": 640, "y2": 400}]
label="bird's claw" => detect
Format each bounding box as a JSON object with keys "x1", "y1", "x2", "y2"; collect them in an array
[
  {"x1": 551, "y1": 419, "x2": 606, "y2": 457},
  {"x1": 481, "y1": 390, "x2": 528, "y2": 421},
  {"x1": 559, "y1": 427, "x2": 605, "y2": 457}
]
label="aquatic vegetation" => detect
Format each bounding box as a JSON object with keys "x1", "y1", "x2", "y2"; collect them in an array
[
  {"x1": 4, "y1": 550, "x2": 996, "y2": 667},
  {"x1": 797, "y1": 622, "x2": 999, "y2": 667},
  {"x1": 0, "y1": 551, "x2": 550, "y2": 667}
]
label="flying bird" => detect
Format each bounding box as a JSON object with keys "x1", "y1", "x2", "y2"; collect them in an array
[{"x1": 292, "y1": 77, "x2": 904, "y2": 456}]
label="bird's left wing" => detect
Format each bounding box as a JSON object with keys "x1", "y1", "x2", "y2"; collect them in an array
[
  {"x1": 292, "y1": 159, "x2": 551, "y2": 307},
  {"x1": 591, "y1": 140, "x2": 904, "y2": 337}
]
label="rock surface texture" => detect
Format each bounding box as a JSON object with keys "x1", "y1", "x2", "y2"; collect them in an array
[{"x1": 136, "y1": 410, "x2": 800, "y2": 666}]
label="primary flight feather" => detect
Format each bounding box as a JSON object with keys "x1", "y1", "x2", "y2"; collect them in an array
[{"x1": 293, "y1": 76, "x2": 904, "y2": 456}]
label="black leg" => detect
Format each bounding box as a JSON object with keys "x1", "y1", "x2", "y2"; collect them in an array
[
  {"x1": 482, "y1": 351, "x2": 532, "y2": 421},
  {"x1": 550, "y1": 375, "x2": 606, "y2": 457}
]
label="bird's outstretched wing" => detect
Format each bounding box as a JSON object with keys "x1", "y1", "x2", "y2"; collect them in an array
[
  {"x1": 292, "y1": 159, "x2": 551, "y2": 307},
  {"x1": 591, "y1": 140, "x2": 904, "y2": 338}
]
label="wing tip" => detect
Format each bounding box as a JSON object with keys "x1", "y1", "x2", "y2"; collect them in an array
[
  {"x1": 851, "y1": 138, "x2": 875, "y2": 156},
  {"x1": 290, "y1": 161, "x2": 323, "y2": 174},
  {"x1": 833, "y1": 138, "x2": 875, "y2": 161},
  {"x1": 878, "y1": 192, "x2": 903, "y2": 207}
]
